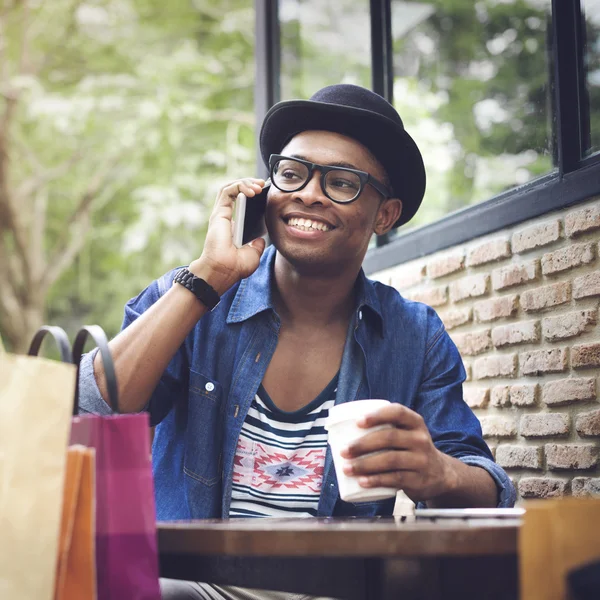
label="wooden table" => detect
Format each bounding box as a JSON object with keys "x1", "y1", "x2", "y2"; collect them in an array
[{"x1": 158, "y1": 517, "x2": 520, "y2": 599}]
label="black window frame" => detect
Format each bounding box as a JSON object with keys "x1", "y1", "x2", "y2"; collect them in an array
[{"x1": 255, "y1": 0, "x2": 600, "y2": 273}]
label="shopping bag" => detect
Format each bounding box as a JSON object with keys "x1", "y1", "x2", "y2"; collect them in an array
[
  {"x1": 54, "y1": 445, "x2": 97, "y2": 600},
  {"x1": 520, "y1": 497, "x2": 600, "y2": 600},
  {"x1": 70, "y1": 325, "x2": 160, "y2": 600},
  {"x1": 0, "y1": 326, "x2": 76, "y2": 600}
]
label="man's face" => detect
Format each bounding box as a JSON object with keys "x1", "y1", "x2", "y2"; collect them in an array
[{"x1": 265, "y1": 130, "x2": 401, "y2": 274}]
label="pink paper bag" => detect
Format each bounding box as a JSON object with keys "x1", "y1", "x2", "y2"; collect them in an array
[{"x1": 71, "y1": 326, "x2": 160, "y2": 600}]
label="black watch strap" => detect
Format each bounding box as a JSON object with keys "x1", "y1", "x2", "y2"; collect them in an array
[{"x1": 174, "y1": 268, "x2": 221, "y2": 310}]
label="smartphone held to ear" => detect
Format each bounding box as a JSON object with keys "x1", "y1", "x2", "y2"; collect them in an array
[{"x1": 233, "y1": 181, "x2": 270, "y2": 248}]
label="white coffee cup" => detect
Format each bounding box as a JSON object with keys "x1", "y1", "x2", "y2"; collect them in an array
[{"x1": 325, "y1": 399, "x2": 398, "y2": 502}]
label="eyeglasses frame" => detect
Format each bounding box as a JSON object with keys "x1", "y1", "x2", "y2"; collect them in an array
[{"x1": 268, "y1": 154, "x2": 391, "y2": 204}]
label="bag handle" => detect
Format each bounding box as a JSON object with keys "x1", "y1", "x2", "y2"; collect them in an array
[
  {"x1": 72, "y1": 325, "x2": 119, "y2": 416},
  {"x1": 27, "y1": 325, "x2": 72, "y2": 363}
]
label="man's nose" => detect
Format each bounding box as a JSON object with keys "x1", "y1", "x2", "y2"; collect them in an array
[{"x1": 296, "y1": 171, "x2": 327, "y2": 205}]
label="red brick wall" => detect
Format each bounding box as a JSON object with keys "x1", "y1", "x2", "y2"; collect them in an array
[{"x1": 371, "y1": 198, "x2": 600, "y2": 501}]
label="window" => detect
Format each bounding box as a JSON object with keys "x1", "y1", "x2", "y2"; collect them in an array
[
  {"x1": 278, "y1": 0, "x2": 371, "y2": 99},
  {"x1": 583, "y1": 0, "x2": 600, "y2": 155},
  {"x1": 390, "y1": 0, "x2": 554, "y2": 230},
  {"x1": 255, "y1": 0, "x2": 600, "y2": 271}
]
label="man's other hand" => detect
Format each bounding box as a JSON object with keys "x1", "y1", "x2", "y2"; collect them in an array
[{"x1": 340, "y1": 404, "x2": 455, "y2": 503}]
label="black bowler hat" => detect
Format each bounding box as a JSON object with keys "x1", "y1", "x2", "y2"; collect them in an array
[{"x1": 259, "y1": 84, "x2": 426, "y2": 228}]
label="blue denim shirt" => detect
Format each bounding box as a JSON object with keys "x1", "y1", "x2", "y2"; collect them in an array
[{"x1": 79, "y1": 244, "x2": 516, "y2": 519}]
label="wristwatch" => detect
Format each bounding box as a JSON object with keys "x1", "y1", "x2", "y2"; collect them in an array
[{"x1": 173, "y1": 268, "x2": 221, "y2": 310}]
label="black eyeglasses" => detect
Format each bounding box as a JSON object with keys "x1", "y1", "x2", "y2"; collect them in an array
[{"x1": 269, "y1": 154, "x2": 391, "y2": 204}]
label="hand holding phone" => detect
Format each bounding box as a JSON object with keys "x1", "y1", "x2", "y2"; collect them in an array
[
  {"x1": 233, "y1": 180, "x2": 270, "y2": 248},
  {"x1": 191, "y1": 178, "x2": 268, "y2": 297}
]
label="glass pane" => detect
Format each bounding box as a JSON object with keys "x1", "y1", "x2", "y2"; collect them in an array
[
  {"x1": 390, "y1": 0, "x2": 555, "y2": 231},
  {"x1": 278, "y1": 0, "x2": 371, "y2": 99},
  {"x1": 583, "y1": 0, "x2": 600, "y2": 155}
]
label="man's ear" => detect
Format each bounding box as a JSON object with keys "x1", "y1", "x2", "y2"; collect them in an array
[{"x1": 374, "y1": 198, "x2": 402, "y2": 235}]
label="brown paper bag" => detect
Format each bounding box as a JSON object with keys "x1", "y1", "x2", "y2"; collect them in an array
[
  {"x1": 54, "y1": 445, "x2": 96, "y2": 600},
  {"x1": 520, "y1": 498, "x2": 600, "y2": 600},
  {"x1": 0, "y1": 352, "x2": 76, "y2": 600}
]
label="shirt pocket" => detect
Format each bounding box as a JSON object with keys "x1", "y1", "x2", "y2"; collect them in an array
[{"x1": 183, "y1": 369, "x2": 225, "y2": 487}]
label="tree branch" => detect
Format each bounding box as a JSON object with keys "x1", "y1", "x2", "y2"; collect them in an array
[
  {"x1": 0, "y1": 0, "x2": 31, "y2": 275},
  {"x1": 0, "y1": 142, "x2": 32, "y2": 273},
  {"x1": 0, "y1": 244, "x2": 23, "y2": 345},
  {"x1": 43, "y1": 157, "x2": 126, "y2": 289},
  {"x1": 43, "y1": 211, "x2": 91, "y2": 292},
  {"x1": 15, "y1": 147, "x2": 85, "y2": 201},
  {"x1": 30, "y1": 186, "x2": 47, "y2": 283},
  {"x1": 0, "y1": 233, "x2": 19, "y2": 293},
  {"x1": 10, "y1": 128, "x2": 46, "y2": 174}
]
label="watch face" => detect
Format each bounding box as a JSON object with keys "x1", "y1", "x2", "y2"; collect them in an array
[
  {"x1": 191, "y1": 275, "x2": 219, "y2": 308},
  {"x1": 191, "y1": 277, "x2": 206, "y2": 296}
]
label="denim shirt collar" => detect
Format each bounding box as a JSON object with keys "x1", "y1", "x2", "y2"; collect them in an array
[
  {"x1": 225, "y1": 244, "x2": 384, "y2": 335},
  {"x1": 225, "y1": 244, "x2": 277, "y2": 324}
]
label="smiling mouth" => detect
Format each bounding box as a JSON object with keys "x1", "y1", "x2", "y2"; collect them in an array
[{"x1": 285, "y1": 216, "x2": 334, "y2": 232}]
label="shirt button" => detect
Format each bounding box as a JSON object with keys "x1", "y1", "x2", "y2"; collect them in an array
[
  {"x1": 358, "y1": 310, "x2": 363, "y2": 320},
  {"x1": 205, "y1": 382, "x2": 215, "y2": 392}
]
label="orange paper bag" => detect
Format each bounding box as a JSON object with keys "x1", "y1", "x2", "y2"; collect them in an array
[
  {"x1": 520, "y1": 498, "x2": 600, "y2": 600},
  {"x1": 54, "y1": 445, "x2": 97, "y2": 600}
]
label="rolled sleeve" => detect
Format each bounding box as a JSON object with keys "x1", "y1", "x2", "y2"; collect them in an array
[
  {"x1": 76, "y1": 269, "x2": 188, "y2": 425},
  {"x1": 77, "y1": 347, "x2": 115, "y2": 415},
  {"x1": 458, "y1": 454, "x2": 517, "y2": 508}
]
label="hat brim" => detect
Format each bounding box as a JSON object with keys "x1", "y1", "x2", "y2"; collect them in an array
[{"x1": 259, "y1": 99, "x2": 426, "y2": 228}]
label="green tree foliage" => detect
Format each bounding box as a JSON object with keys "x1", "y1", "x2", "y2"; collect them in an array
[{"x1": 0, "y1": 0, "x2": 255, "y2": 351}]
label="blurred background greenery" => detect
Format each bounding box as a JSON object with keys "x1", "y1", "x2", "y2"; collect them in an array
[
  {"x1": 1, "y1": 0, "x2": 256, "y2": 352},
  {"x1": 1, "y1": 0, "x2": 598, "y2": 354}
]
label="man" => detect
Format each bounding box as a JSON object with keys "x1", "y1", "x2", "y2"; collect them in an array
[{"x1": 79, "y1": 84, "x2": 515, "y2": 599}]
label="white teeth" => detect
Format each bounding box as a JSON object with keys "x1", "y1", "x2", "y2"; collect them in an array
[{"x1": 287, "y1": 217, "x2": 331, "y2": 231}]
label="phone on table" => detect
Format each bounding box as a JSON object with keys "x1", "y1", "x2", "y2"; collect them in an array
[{"x1": 233, "y1": 180, "x2": 270, "y2": 248}]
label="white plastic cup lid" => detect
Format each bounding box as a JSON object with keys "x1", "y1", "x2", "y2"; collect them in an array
[{"x1": 325, "y1": 399, "x2": 390, "y2": 429}]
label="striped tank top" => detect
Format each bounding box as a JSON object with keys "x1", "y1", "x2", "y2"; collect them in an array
[{"x1": 229, "y1": 375, "x2": 337, "y2": 518}]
